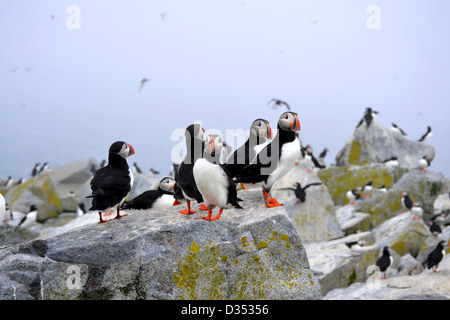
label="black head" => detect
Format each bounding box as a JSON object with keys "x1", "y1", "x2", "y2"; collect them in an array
[
  {"x1": 185, "y1": 124, "x2": 204, "y2": 141},
  {"x1": 278, "y1": 111, "x2": 301, "y2": 132},
  {"x1": 109, "y1": 141, "x2": 135, "y2": 159}
]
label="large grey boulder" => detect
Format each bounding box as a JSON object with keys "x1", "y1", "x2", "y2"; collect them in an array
[
  {"x1": 0, "y1": 188, "x2": 322, "y2": 300},
  {"x1": 271, "y1": 164, "x2": 343, "y2": 243},
  {"x1": 335, "y1": 120, "x2": 435, "y2": 169}
]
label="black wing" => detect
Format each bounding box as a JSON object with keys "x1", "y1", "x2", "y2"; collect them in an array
[{"x1": 177, "y1": 162, "x2": 203, "y2": 203}]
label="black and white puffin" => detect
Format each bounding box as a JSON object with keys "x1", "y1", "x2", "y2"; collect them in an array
[
  {"x1": 418, "y1": 126, "x2": 432, "y2": 143},
  {"x1": 376, "y1": 246, "x2": 393, "y2": 279},
  {"x1": 0, "y1": 193, "x2": 5, "y2": 223},
  {"x1": 346, "y1": 189, "x2": 361, "y2": 205},
  {"x1": 411, "y1": 202, "x2": 423, "y2": 221},
  {"x1": 418, "y1": 155, "x2": 431, "y2": 173},
  {"x1": 31, "y1": 163, "x2": 40, "y2": 177},
  {"x1": 425, "y1": 240, "x2": 449, "y2": 273},
  {"x1": 391, "y1": 123, "x2": 407, "y2": 136},
  {"x1": 173, "y1": 124, "x2": 205, "y2": 215},
  {"x1": 87, "y1": 141, "x2": 135, "y2": 223},
  {"x1": 356, "y1": 107, "x2": 378, "y2": 129},
  {"x1": 193, "y1": 135, "x2": 243, "y2": 220},
  {"x1": 277, "y1": 182, "x2": 322, "y2": 204},
  {"x1": 383, "y1": 156, "x2": 399, "y2": 168},
  {"x1": 362, "y1": 181, "x2": 373, "y2": 198},
  {"x1": 401, "y1": 192, "x2": 413, "y2": 212},
  {"x1": 222, "y1": 118, "x2": 273, "y2": 187},
  {"x1": 345, "y1": 240, "x2": 366, "y2": 250},
  {"x1": 233, "y1": 111, "x2": 301, "y2": 207},
  {"x1": 121, "y1": 177, "x2": 175, "y2": 210}
]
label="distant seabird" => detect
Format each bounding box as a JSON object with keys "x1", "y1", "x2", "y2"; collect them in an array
[
  {"x1": 138, "y1": 78, "x2": 149, "y2": 93},
  {"x1": 356, "y1": 107, "x2": 378, "y2": 129},
  {"x1": 391, "y1": 123, "x2": 407, "y2": 136},
  {"x1": 267, "y1": 99, "x2": 291, "y2": 111},
  {"x1": 418, "y1": 156, "x2": 431, "y2": 173},
  {"x1": 424, "y1": 240, "x2": 449, "y2": 273},
  {"x1": 277, "y1": 182, "x2": 322, "y2": 204},
  {"x1": 376, "y1": 246, "x2": 393, "y2": 279},
  {"x1": 418, "y1": 126, "x2": 432, "y2": 143}
]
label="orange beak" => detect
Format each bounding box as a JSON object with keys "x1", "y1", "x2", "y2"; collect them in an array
[
  {"x1": 208, "y1": 137, "x2": 215, "y2": 154},
  {"x1": 267, "y1": 125, "x2": 273, "y2": 139},
  {"x1": 294, "y1": 116, "x2": 301, "y2": 131},
  {"x1": 128, "y1": 144, "x2": 135, "y2": 157}
]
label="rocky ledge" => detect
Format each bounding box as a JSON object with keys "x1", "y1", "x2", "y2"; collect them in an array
[{"x1": 0, "y1": 188, "x2": 322, "y2": 300}]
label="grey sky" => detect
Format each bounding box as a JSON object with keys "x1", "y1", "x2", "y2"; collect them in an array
[{"x1": 1, "y1": 1, "x2": 449, "y2": 180}]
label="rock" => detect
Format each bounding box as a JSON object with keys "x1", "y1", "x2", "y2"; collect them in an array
[
  {"x1": 304, "y1": 232, "x2": 379, "y2": 295},
  {"x1": 0, "y1": 188, "x2": 322, "y2": 300},
  {"x1": 324, "y1": 255, "x2": 450, "y2": 300},
  {"x1": 0, "y1": 224, "x2": 39, "y2": 247},
  {"x1": 335, "y1": 120, "x2": 436, "y2": 170},
  {"x1": 50, "y1": 158, "x2": 98, "y2": 197},
  {"x1": 372, "y1": 211, "x2": 431, "y2": 257},
  {"x1": 397, "y1": 253, "x2": 424, "y2": 276},
  {"x1": 271, "y1": 164, "x2": 342, "y2": 243},
  {"x1": 317, "y1": 163, "x2": 408, "y2": 207},
  {"x1": 4, "y1": 175, "x2": 63, "y2": 222},
  {"x1": 335, "y1": 205, "x2": 370, "y2": 234}
]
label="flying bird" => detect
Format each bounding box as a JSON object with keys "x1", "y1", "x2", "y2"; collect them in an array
[
  {"x1": 277, "y1": 182, "x2": 322, "y2": 204},
  {"x1": 138, "y1": 78, "x2": 149, "y2": 93},
  {"x1": 267, "y1": 99, "x2": 291, "y2": 111}
]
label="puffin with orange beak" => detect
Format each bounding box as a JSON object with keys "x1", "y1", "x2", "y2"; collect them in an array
[
  {"x1": 222, "y1": 118, "x2": 273, "y2": 186},
  {"x1": 173, "y1": 123, "x2": 205, "y2": 215},
  {"x1": 233, "y1": 111, "x2": 301, "y2": 207},
  {"x1": 87, "y1": 141, "x2": 135, "y2": 223},
  {"x1": 194, "y1": 134, "x2": 243, "y2": 221},
  {"x1": 121, "y1": 177, "x2": 176, "y2": 210}
]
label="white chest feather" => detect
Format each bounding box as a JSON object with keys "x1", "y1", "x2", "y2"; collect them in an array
[
  {"x1": 128, "y1": 169, "x2": 134, "y2": 188},
  {"x1": 266, "y1": 138, "x2": 300, "y2": 189},
  {"x1": 152, "y1": 194, "x2": 175, "y2": 209},
  {"x1": 193, "y1": 159, "x2": 229, "y2": 208}
]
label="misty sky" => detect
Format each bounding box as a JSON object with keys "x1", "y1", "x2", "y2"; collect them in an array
[{"x1": 1, "y1": 1, "x2": 449, "y2": 181}]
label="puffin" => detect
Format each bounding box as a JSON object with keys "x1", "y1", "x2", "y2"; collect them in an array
[
  {"x1": 376, "y1": 246, "x2": 393, "y2": 279},
  {"x1": 87, "y1": 141, "x2": 135, "y2": 223},
  {"x1": 222, "y1": 118, "x2": 273, "y2": 187},
  {"x1": 345, "y1": 240, "x2": 366, "y2": 250},
  {"x1": 18, "y1": 204, "x2": 38, "y2": 228},
  {"x1": 31, "y1": 163, "x2": 40, "y2": 177},
  {"x1": 346, "y1": 189, "x2": 361, "y2": 205},
  {"x1": 425, "y1": 240, "x2": 449, "y2": 273},
  {"x1": 193, "y1": 134, "x2": 243, "y2": 221},
  {"x1": 233, "y1": 111, "x2": 301, "y2": 207},
  {"x1": 429, "y1": 220, "x2": 442, "y2": 236},
  {"x1": 277, "y1": 182, "x2": 322, "y2": 204},
  {"x1": 418, "y1": 126, "x2": 432, "y2": 143},
  {"x1": 173, "y1": 124, "x2": 205, "y2": 215},
  {"x1": 356, "y1": 107, "x2": 378, "y2": 129},
  {"x1": 418, "y1": 155, "x2": 431, "y2": 173},
  {"x1": 4, "y1": 176, "x2": 14, "y2": 188},
  {"x1": 411, "y1": 202, "x2": 423, "y2": 221},
  {"x1": 267, "y1": 99, "x2": 291, "y2": 111},
  {"x1": 361, "y1": 181, "x2": 373, "y2": 198},
  {"x1": 383, "y1": 156, "x2": 399, "y2": 168},
  {"x1": 0, "y1": 193, "x2": 5, "y2": 223},
  {"x1": 391, "y1": 123, "x2": 407, "y2": 136},
  {"x1": 401, "y1": 192, "x2": 413, "y2": 212},
  {"x1": 133, "y1": 162, "x2": 143, "y2": 174},
  {"x1": 121, "y1": 177, "x2": 175, "y2": 210}
]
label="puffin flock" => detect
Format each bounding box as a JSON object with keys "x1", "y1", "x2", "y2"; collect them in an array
[
  {"x1": 1, "y1": 106, "x2": 449, "y2": 276},
  {"x1": 85, "y1": 111, "x2": 301, "y2": 223}
]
